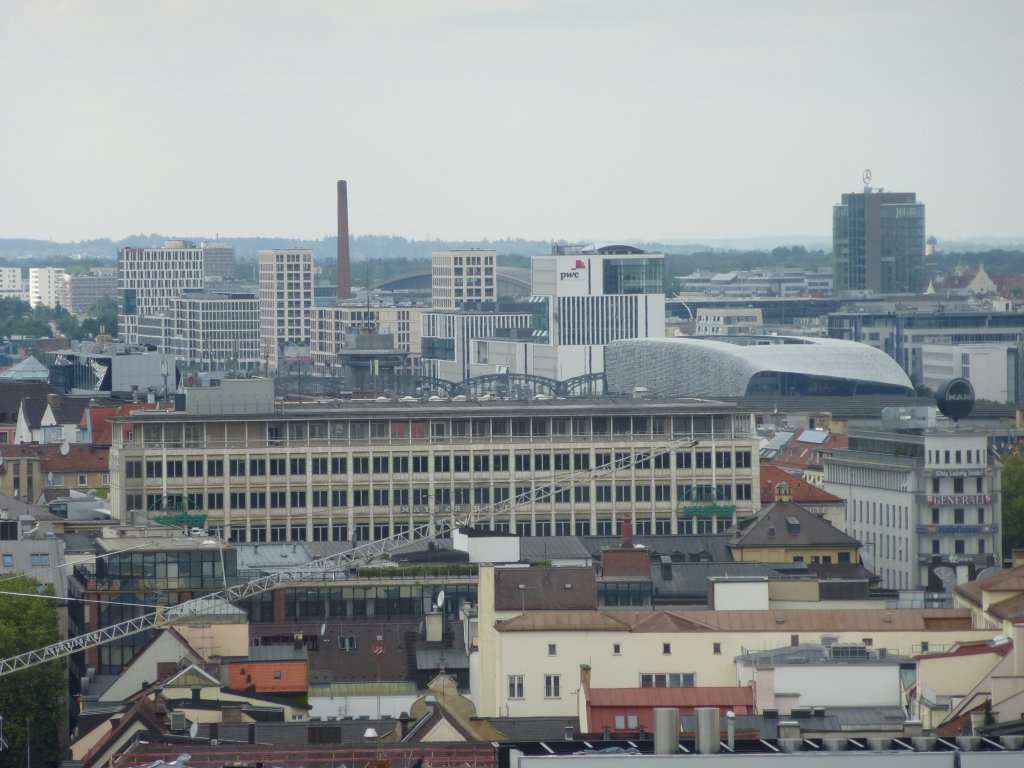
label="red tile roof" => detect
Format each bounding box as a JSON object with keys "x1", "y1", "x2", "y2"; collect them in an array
[
  {"x1": 915, "y1": 640, "x2": 1011, "y2": 661},
  {"x1": 769, "y1": 430, "x2": 848, "y2": 473},
  {"x1": 760, "y1": 464, "x2": 844, "y2": 504}
]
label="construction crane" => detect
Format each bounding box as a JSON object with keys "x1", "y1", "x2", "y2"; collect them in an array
[{"x1": 0, "y1": 438, "x2": 695, "y2": 677}]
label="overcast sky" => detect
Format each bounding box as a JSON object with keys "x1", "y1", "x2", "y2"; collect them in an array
[{"x1": 2, "y1": 0, "x2": 1021, "y2": 244}]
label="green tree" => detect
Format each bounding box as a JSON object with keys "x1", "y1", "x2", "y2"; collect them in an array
[
  {"x1": 0, "y1": 575, "x2": 66, "y2": 768},
  {"x1": 1000, "y1": 453, "x2": 1024, "y2": 556}
]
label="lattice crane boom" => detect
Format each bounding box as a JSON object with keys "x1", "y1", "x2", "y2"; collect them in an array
[{"x1": 0, "y1": 438, "x2": 695, "y2": 676}]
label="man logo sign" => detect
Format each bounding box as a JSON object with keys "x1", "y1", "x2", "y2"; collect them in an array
[{"x1": 936, "y1": 377, "x2": 975, "y2": 422}]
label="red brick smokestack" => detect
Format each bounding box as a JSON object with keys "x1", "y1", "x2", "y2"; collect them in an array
[
  {"x1": 620, "y1": 513, "x2": 633, "y2": 548},
  {"x1": 337, "y1": 180, "x2": 351, "y2": 299}
]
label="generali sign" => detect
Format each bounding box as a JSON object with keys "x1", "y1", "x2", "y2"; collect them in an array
[{"x1": 926, "y1": 494, "x2": 991, "y2": 506}]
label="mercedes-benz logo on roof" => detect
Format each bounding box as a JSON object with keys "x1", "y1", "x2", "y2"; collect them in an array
[{"x1": 862, "y1": 169, "x2": 872, "y2": 186}]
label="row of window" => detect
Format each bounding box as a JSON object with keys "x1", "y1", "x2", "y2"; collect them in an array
[
  {"x1": 129, "y1": 482, "x2": 752, "y2": 514},
  {"x1": 927, "y1": 448, "x2": 986, "y2": 466},
  {"x1": 126, "y1": 450, "x2": 753, "y2": 479},
  {"x1": 1, "y1": 553, "x2": 50, "y2": 568},
  {"x1": 507, "y1": 671, "x2": 699, "y2": 700},
  {"x1": 178, "y1": 514, "x2": 733, "y2": 544}
]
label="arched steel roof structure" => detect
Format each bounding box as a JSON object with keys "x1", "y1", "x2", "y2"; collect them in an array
[{"x1": 605, "y1": 336, "x2": 914, "y2": 398}]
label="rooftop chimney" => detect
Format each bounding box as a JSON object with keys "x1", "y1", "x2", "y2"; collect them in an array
[
  {"x1": 337, "y1": 180, "x2": 351, "y2": 300},
  {"x1": 621, "y1": 513, "x2": 634, "y2": 548}
]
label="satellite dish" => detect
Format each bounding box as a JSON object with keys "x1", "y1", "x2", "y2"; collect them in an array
[
  {"x1": 436, "y1": 590, "x2": 445, "y2": 609},
  {"x1": 189, "y1": 722, "x2": 198, "y2": 739},
  {"x1": 320, "y1": 623, "x2": 327, "y2": 636},
  {"x1": 60, "y1": 441, "x2": 70, "y2": 456},
  {"x1": 976, "y1": 566, "x2": 1004, "y2": 581}
]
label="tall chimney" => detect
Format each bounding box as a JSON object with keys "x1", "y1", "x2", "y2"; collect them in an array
[
  {"x1": 337, "y1": 180, "x2": 351, "y2": 299},
  {"x1": 620, "y1": 513, "x2": 633, "y2": 548}
]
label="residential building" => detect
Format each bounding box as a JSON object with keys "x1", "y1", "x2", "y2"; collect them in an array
[
  {"x1": 823, "y1": 428, "x2": 1002, "y2": 592},
  {"x1": 727, "y1": 502, "x2": 861, "y2": 566},
  {"x1": 258, "y1": 249, "x2": 314, "y2": 372},
  {"x1": 63, "y1": 269, "x2": 118, "y2": 314},
  {"x1": 695, "y1": 307, "x2": 764, "y2": 336},
  {"x1": 137, "y1": 290, "x2": 261, "y2": 373},
  {"x1": 200, "y1": 241, "x2": 236, "y2": 282},
  {"x1": 28, "y1": 266, "x2": 66, "y2": 308},
  {"x1": 471, "y1": 563, "x2": 997, "y2": 719},
  {"x1": 678, "y1": 267, "x2": 834, "y2": 299},
  {"x1": 759, "y1": 465, "x2": 846, "y2": 530},
  {"x1": 0, "y1": 442, "x2": 110, "y2": 503},
  {"x1": 0, "y1": 266, "x2": 22, "y2": 300},
  {"x1": 735, "y1": 642, "x2": 912, "y2": 712},
  {"x1": 833, "y1": 186, "x2": 926, "y2": 294},
  {"x1": 118, "y1": 240, "x2": 205, "y2": 345},
  {"x1": 107, "y1": 378, "x2": 760, "y2": 542},
  {"x1": 432, "y1": 249, "x2": 497, "y2": 309}
]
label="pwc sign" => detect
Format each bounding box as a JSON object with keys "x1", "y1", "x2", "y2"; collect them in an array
[{"x1": 559, "y1": 259, "x2": 587, "y2": 280}]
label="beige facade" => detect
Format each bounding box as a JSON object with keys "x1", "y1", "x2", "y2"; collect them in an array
[
  {"x1": 109, "y1": 385, "x2": 760, "y2": 543},
  {"x1": 431, "y1": 249, "x2": 496, "y2": 309},
  {"x1": 472, "y1": 565, "x2": 999, "y2": 719}
]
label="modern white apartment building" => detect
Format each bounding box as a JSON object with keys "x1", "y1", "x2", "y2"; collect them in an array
[
  {"x1": 258, "y1": 249, "x2": 313, "y2": 371},
  {"x1": 310, "y1": 304, "x2": 427, "y2": 376},
  {"x1": 0, "y1": 267, "x2": 23, "y2": 300},
  {"x1": 695, "y1": 307, "x2": 764, "y2": 336},
  {"x1": 28, "y1": 266, "x2": 66, "y2": 309},
  {"x1": 118, "y1": 240, "x2": 205, "y2": 345},
  {"x1": 200, "y1": 242, "x2": 236, "y2": 283},
  {"x1": 108, "y1": 379, "x2": 760, "y2": 544},
  {"x1": 63, "y1": 269, "x2": 118, "y2": 314},
  {"x1": 468, "y1": 245, "x2": 665, "y2": 382},
  {"x1": 431, "y1": 250, "x2": 496, "y2": 309},
  {"x1": 823, "y1": 428, "x2": 1001, "y2": 592},
  {"x1": 137, "y1": 290, "x2": 261, "y2": 372}
]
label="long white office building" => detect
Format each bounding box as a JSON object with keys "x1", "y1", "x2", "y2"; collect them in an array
[{"x1": 109, "y1": 379, "x2": 760, "y2": 544}]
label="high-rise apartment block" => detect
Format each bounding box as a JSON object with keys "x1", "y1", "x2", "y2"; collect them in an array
[
  {"x1": 63, "y1": 269, "x2": 118, "y2": 314},
  {"x1": 200, "y1": 242, "x2": 237, "y2": 283},
  {"x1": 0, "y1": 267, "x2": 22, "y2": 300},
  {"x1": 259, "y1": 249, "x2": 314, "y2": 371},
  {"x1": 431, "y1": 250, "x2": 497, "y2": 309},
  {"x1": 29, "y1": 266, "x2": 66, "y2": 309},
  {"x1": 833, "y1": 186, "x2": 926, "y2": 294},
  {"x1": 118, "y1": 240, "x2": 205, "y2": 345}
]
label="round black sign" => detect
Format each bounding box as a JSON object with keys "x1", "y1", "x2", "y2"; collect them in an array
[{"x1": 936, "y1": 378, "x2": 975, "y2": 421}]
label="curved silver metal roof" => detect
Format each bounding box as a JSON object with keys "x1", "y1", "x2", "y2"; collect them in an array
[{"x1": 606, "y1": 336, "x2": 913, "y2": 397}]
